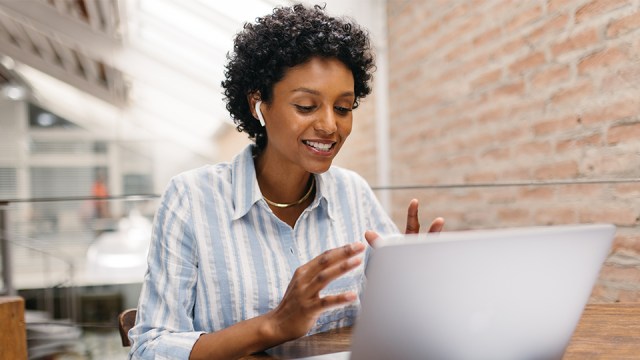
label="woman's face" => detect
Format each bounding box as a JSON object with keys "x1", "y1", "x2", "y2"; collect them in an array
[{"x1": 258, "y1": 57, "x2": 355, "y2": 174}]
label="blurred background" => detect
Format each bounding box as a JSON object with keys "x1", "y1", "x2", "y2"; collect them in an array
[{"x1": 0, "y1": 0, "x2": 639, "y2": 358}]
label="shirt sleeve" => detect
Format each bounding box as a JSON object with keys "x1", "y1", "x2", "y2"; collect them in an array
[
  {"x1": 128, "y1": 177, "x2": 204, "y2": 360},
  {"x1": 358, "y1": 176, "x2": 399, "y2": 237}
]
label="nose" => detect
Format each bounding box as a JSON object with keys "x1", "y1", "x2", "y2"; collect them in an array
[{"x1": 314, "y1": 106, "x2": 338, "y2": 135}]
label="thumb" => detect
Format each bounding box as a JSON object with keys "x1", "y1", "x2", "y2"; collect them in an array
[{"x1": 364, "y1": 231, "x2": 380, "y2": 248}]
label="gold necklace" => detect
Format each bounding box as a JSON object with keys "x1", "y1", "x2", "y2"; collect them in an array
[{"x1": 263, "y1": 177, "x2": 315, "y2": 208}]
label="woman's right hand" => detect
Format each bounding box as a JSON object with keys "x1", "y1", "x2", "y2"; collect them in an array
[{"x1": 264, "y1": 242, "x2": 365, "y2": 342}]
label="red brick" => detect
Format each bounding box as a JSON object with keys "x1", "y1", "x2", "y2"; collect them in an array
[
  {"x1": 578, "y1": 47, "x2": 629, "y2": 74},
  {"x1": 556, "y1": 133, "x2": 603, "y2": 153},
  {"x1": 614, "y1": 183, "x2": 640, "y2": 197},
  {"x1": 498, "y1": 37, "x2": 527, "y2": 57},
  {"x1": 471, "y1": 69, "x2": 501, "y2": 90},
  {"x1": 576, "y1": 0, "x2": 631, "y2": 23},
  {"x1": 508, "y1": 100, "x2": 546, "y2": 120},
  {"x1": 464, "y1": 171, "x2": 498, "y2": 183},
  {"x1": 612, "y1": 233, "x2": 640, "y2": 253},
  {"x1": 581, "y1": 98, "x2": 640, "y2": 125},
  {"x1": 509, "y1": 51, "x2": 546, "y2": 74},
  {"x1": 476, "y1": 107, "x2": 506, "y2": 125},
  {"x1": 501, "y1": 167, "x2": 531, "y2": 180},
  {"x1": 448, "y1": 154, "x2": 476, "y2": 167},
  {"x1": 533, "y1": 160, "x2": 579, "y2": 179},
  {"x1": 481, "y1": 147, "x2": 510, "y2": 160},
  {"x1": 505, "y1": 5, "x2": 543, "y2": 32},
  {"x1": 518, "y1": 187, "x2": 555, "y2": 200},
  {"x1": 551, "y1": 27, "x2": 599, "y2": 57},
  {"x1": 607, "y1": 123, "x2": 640, "y2": 145},
  {"x1": 490, "y1": 81, "x2": 525, "y2": 99},
  {"x1": 589, "y1": 283, "x2": 620, "y2": 303},
  {"x1": 472, "y1": 26, "x2": 501, "y2": 47},
  {"x1": 533, "y1": 207, "x2": 577, "y2": 225},
  {"x1": 531, "y1": 64, "x2": 571, "y2": 88},
  {"x1": 582, "y1": 151, "x2": 640, "y2": 175},
  {"x1": 486, "y1": 189, "x2": 518, "y2": 204},
  {"x1": 557, "y1": 183, "x2": 604, "y2": 199},
  {"x1": 618, "y1": 289, "x2": 640, "y2": 302},
  {"x1": 533, "y1": 114, "x2": 581, "y2": 136},
  {"x1": 493, "y1": 127, "x2": 526, "y2": 142},
  {"x1": 432, "y1": 18, "x2": 482, "y2": 57},
  {"x1": 607, "y1": 10, "x2": 640, "y2": 38},
  {"x1": 548, "y1": 0, "x2": 577, "y2": 13},
  {"x1": 550, "y1": 81, "x2": 594, "y2": 106},
  {"x1": 441, "y1": 3, "x2": 471, "y2": 24},
  {"x1": 599, "y1": 264, "x2": 640, "y2": 284},
  {"x1": 516, "y1": 140, "x2": 552, "y2": 155},
  {"x1": 602, "y1": 66, "x2": 640, "y2": 92},
  {"x1": 445, "y1": 41, "x2": 471, "y2": 62},
  {"x1": 527, "y1": 14, "x2": 569, "y2": 44},
  {"x1": 578, "y1": 206, "x2": 639, "y2": 226},
  {"x1": 441, "y1": 116, "x2": 474, "y2": 137},
  {"x1": 497, "y1": 208, "x2": 530, "y2": 223}
]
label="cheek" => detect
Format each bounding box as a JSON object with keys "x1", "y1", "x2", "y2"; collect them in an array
[{"x1": 341, "y1": 119, "x2": 353, "y2": 138}]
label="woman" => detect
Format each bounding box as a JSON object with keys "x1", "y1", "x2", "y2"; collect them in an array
[{"x1": 129, "y1": 4, "x2": 443, "y2": 360}]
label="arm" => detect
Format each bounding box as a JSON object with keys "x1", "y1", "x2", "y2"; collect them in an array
[
  {"x1": 189, "y1": 242, "x2": 365, "y2": 360},
  {"x1": 128, "y1": 180, "x2": 203, "y2": 359}
]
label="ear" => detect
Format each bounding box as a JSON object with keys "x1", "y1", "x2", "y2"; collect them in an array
[{"x1": 247, "y1": 92, "x2": 261, "y2": 119}]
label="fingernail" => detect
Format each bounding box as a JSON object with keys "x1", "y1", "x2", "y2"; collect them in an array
[
  {"x1": 351, "y1": 242, "x2": 364, "y2": 251},
  {"x1": 345, "y1": 292, "x2": 357, "y2": 301},
  {"x1": 347, "y1": 256, "x2": 362, "y2": 267}
]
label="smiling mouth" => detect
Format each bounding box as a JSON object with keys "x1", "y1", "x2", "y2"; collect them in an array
[{"x1": 303, "y1": 140, "x2": 336, "y2": 152}]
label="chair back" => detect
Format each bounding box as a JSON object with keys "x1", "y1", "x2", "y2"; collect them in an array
[{"x1": 118, "y1": 308, "x2": 137, "y2": 347}]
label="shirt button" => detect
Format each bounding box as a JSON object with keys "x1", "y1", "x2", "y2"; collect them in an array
[{"x1": 289, "y1": 248, "x2": 294, "y2": 254}]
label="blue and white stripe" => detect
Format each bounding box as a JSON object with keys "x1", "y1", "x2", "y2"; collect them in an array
[{"x1": 129, "y1": 145, "x2": 399, "y2": 359}]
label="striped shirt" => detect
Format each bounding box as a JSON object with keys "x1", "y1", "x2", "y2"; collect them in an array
[{"x1": 128, "y1": 145, "x2": 398, "y2": 359}]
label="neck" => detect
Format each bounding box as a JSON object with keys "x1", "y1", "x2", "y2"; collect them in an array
[{"x1": 254, "y1": 151, "x2": 313, "y2": 205}]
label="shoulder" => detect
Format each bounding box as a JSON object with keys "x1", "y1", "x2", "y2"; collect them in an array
[
  {"x1": 169, "y1": 163, "x2": 231, "y2": 189},
  {"x1": 161, "y1": 163, "x2": 232, "y2": 204}
]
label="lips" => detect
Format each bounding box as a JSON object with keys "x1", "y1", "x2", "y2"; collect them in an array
[{"x1": 303, "y1": 140, "x2": 336, "y2": 152}]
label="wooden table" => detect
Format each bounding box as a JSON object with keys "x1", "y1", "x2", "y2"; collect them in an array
[
  {"x1": 0, "y1": 296, "x2": 28, "y2": 360},
  {"x1": 244, "y1": 303, "x2": 640, "y2": 359}
]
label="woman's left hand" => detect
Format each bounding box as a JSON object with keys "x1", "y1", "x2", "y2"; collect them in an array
[{"x1": 365, "y1": 198, "x2": 444, "y2": 247}]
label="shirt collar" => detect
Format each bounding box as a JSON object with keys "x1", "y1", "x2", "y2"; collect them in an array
[
  {"x1": 312, "y1": 170, "x2": 336, "y2": 221},
  {"x1": 231, "y1": 144, "x2": 337, "y2": 221},
  {"x1": 231, "y1": 145, "x2": 263, "y2": 220}
]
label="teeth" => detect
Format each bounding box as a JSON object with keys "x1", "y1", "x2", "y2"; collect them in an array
[{"x1": 305, "y1": 141, "x2": 332, "y2": 151}]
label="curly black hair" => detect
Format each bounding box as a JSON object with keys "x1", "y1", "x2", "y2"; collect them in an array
[{"x1": 221, "y1": 4, "x2": 375, "y2": 152}]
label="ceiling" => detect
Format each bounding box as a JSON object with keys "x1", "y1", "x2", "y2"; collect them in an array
[
  {"x1": 0, "y1": 0, "x2": 381, "y2": 160},
  {"x1": 0, "y1": 0, "x2": 291, "y2": 158}
]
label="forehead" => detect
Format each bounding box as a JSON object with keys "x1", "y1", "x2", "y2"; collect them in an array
[{"x1": 274, "y1": 57, "x2": 355, "y2": 95}]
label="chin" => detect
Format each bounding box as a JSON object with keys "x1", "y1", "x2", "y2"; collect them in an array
[{"x1": 306, "y1": 162, "x2": 333, "y2": 174}]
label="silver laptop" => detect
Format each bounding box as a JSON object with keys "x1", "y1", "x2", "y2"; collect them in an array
[{"x1": 347, "y1": 223, "x2": 616, "y2": 360}]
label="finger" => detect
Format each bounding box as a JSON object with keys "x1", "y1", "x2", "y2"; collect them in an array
[
  {"x1": 364, "y1": 230, "x2": 379, "y2": 248},
  {"x1": 306, "y1": 254, "x2": 363, "y2": 295},
  {"x1": 428, "y1": 217, "x2": 445, "y2": 233},
  {"x1": 316, "y1": 292, "x2": 358, "y2": 311},
  {"x1": 405, "y1": 198, "x2": 420, "y2": 234},
  {"x1": 302, "y1": 242, "x2": 365, "y2": 280}
]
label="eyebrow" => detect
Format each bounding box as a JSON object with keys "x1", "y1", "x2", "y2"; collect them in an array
[{"x1": 291, "y1": 87, "x2": 355, "y2": 97}]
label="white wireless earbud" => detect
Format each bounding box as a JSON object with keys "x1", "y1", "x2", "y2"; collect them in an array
[{"x1": 255, "y1": 100, "x2": 265, "y2": 127}]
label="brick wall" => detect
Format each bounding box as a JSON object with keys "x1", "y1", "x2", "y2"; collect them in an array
[
  {"x1": 367, "y1": 0, "x2": 640, "y2": 302},
  {"x1": 334, "y1": 93, "x2": 380, "y2": 183}
]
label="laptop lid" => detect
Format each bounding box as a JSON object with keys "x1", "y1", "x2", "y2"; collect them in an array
[{"x1": 349, "y1": 223, "x2": 615, "y2": 360}]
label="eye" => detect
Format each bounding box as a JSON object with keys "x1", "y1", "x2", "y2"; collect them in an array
[
  {"x1": 334, "y1": 106, "x2": 353, "y2": 115},
  {"x1": 294, "y1": 104, "x2": 316, "y2": 113}
]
